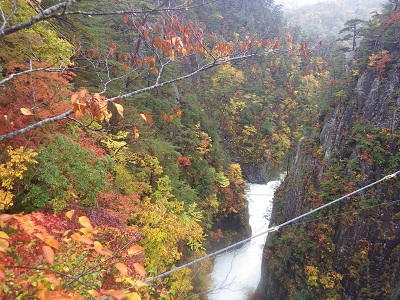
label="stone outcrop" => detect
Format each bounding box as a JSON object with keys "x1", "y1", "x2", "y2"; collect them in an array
[{"x1": 255, "y1": 68, "x2": 400, "y2": 299}]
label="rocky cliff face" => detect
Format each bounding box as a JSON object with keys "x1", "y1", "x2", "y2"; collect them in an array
[{"x1": 255, "y1": 67, "x2": 400, "y2": 299}]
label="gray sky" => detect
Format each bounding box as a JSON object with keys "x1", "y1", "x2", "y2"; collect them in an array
[{"x1": 274, "y1": 0, "x2": 327, "y2": 9}]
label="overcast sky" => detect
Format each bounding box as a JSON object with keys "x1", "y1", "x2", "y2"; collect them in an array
[{"x1": 274, "y1": 0, "x2": 327, "y2": 9}]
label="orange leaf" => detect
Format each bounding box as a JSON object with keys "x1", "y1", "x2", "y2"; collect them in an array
[
  {"x1": 137, "y1": 59, "x2": 142, "y2": 68},
  {"x1": 78, "y1": 216, "x2": 93, "y2": 231},
  {"x1": 20, "y1": 108, "x2": 33, "y2": 116},
  {"x1": 167, "y1": 115, "x2": 173, "y2": 122},
  {"x1": 140, "y1": 111, "x2": 152, "y2": 125},
  {"x1": 257, "y1": 41, "x2": 262, "y2": 48},
  {"x1": 273, "y1": 40, "x2": 280, "y2": 50},
  {"x1": 45, "y1": 274, "x2": 60, "y2": 285},
  {"x1": 110, "y1": 43, "x2": 117, "y2": 55},
  {"x1": 143, "y1": 29, "x2": 149, "y2": 39},
  {"x1": 101, "y1": 289, "x2": 126, "y2": 300},
  {"x1": 134, "y1": 125, "x2": 140, "y2": 140},
  {"x1": 266, "y1": 39, "x2": 271, "y2": 47},
  {"x1": 44, "y1": 236, "x2": 60, "y2": 250},
  {"x1": 114, "y1": 103, "x2": 124, "y2": 118},
  {"x1": 115, "y1": 262, "x2": 129, "y2": 276},
  {"x1": 0, "y1": 214, "x2": 12, "y2": 222},
  {"x1": 93, "y1": 241, "x2": 112, "y2": 256},
  {"x1": 42, "y1": 245, "x2": 55, "y2": 264},
  {"x1": 70, "y1": 232, "x2": 82, "y2": 242},
  {"x1": 173, "y1": 108, "x2": 182, "y2": 118},
  {"x1": 123, "y1": 15, "x2": 129, "y2": 24},
  {"x1": 127, "y1": 244, "x2": 144, "y2": 255},
  {"x1": 78, "y1": 236, "x2": 94, "y2": 245},
  {"x1": 0, "y1": 264, "x2": 6, "y2": 281},
  {"x1": 133, "y1": 263, "x2": 146, "y2": 277},
  {"x1": 95, "y1": 247, "x2": 112, "y2": 256},
  {"x1": 161, "y1": 113, "x2": 167, "y2": 121},
  {"x1": 123, "y1": 62, "x2": 129, "y2": 72}
]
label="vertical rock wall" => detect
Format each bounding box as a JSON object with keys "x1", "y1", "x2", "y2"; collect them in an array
[{"x1": 255, "y1": 69, "x2": 400, "y2": 299}]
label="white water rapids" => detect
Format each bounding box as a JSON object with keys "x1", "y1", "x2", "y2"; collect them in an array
[{"x1": 208, "y1": 180, "x2": 281, "y2": 299}]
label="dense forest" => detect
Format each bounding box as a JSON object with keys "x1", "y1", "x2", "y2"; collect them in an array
[{"x1": 0, "y1": 0, "x2": 399, "y2": 299}]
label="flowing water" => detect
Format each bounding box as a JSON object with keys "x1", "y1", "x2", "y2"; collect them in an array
[{"x1": 208, "y1": 180, "x2": 281, "y2": 300}]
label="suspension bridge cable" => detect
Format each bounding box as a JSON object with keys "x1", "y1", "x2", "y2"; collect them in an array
[{"x1": 146, "y1": 169, "x2": 400, "y2": 283}]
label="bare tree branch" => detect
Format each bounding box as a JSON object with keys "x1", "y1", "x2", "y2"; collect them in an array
[
  {"x1": 0, "y1": 51, "x2": 278, "y2": 141},
  {"x1": 0, "y1": 67, "x2": 71, "y2": 86},
  {"x1": 0, "y1": 0, "x2": 79, "y2": 37},
  {"x1": 0, "y1": 0, "x2": 219, "y2": 38}
]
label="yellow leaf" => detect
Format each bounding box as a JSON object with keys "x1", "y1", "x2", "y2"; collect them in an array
[
  {"x1": 114, "y1": 103, "x2": 124, "y2": 118},
  {"x1": 0, "y1": 231, "x2": 9, "y2": 239},
  {"x1": 115, "y1": 262, "x2": 129, "y2": 276},
  {"x1": 0, "y1": 238, "x2": 9, "y2": 253},
  {"x1": 93, "y1": 241, "x2": 103, "y2": 249},
  {"x1": 126, "y1": 292, "x2": 141, "y2": 300},
  {"x1": 134, "y1": 280, "x2": 148, "y2": 288},
  {"x1": 78, "y1": 216, "x2": 93, "y2": 231},
  {"x1": 65, "y1": 210, "x2": 74, "y2": 220},
  {"x1": 20, "y1": 108, "x2": 33, "y2": 116},
  {"x1": 127, "y1": 244, "x2": 144, "y2": 255},
  {"x1": 79, "y1": 227, "x2": 92, "y2": 236},
  {"x1": 93, "y1": 241, "x2": 112, "y2": 256},
  {"x1": 133, "y1": 263, "x2": 146, "y2": 277},
  {"x1": 88, "y1": 290, "x2": 101, "y2": 297},
  {"x1": 42, "y1": 245, "x2": 55, "y2": 264}
]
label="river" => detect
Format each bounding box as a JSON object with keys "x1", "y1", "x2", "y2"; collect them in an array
[{"x1": 208, "y1": 180, "x2": 281, "y2": 299}]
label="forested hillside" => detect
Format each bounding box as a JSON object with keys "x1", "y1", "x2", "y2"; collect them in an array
[
  {"x1": 0, "y1": 0, "x2": 317, "y2": 298},
  {"x1": 0, "y1": 0, "x2": 399, "y2": 299},
  {"x1": 256, "y1": 1, "x2": 400, "y2": 299}
]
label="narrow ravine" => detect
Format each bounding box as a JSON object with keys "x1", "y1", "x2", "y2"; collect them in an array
[{"x1": 208, "y1": 180, "x2": 281, "y2": 299}]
